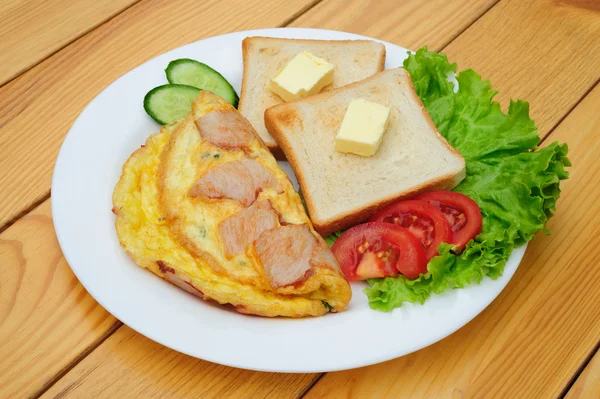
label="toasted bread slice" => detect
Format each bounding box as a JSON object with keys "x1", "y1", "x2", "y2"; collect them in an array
[
  {"x1": 238, "y1": 36, "x2": 386, "y2": 157},
  {"x1": 265, "y1": 68, "x2": 466, "y2": 236}
]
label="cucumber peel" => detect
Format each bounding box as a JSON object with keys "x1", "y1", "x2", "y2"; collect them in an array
[
  {"x1": 143, "y1": 84, "x2": 200, "y2": 125},
  {"x1": 166, "y1": 59, "x2": 239, "y2": 107}
]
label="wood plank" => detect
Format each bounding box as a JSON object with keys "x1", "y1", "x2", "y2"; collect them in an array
[
  {"x1": 442, "y1": 0, "x2": 600, "y2": 137},
  {"x1": 0, "y1": 0, "x2": 315, "y2": 230},
  {"x1": 5, "y1": 0, "x2": 597, "y2": 397},
  {"x1": 304, "y1": 83, "x2": 600, "y2": 398},
  {"x1": 2, "y1": 1, "x2": 507, "y2": 396},
  {"x1": 294, "y1": 0, "x2": 600, "y2": 140},
  {"x1": 0, "y1": 201, "x2": 119, "y2": 399},
  {"x1": 298, "y1": 1, "x2": 600, "y2": 395},
  {"x1": 0, "y1": 0, "x2": 316, "y2": 396},
  {"x1": 291, "y1": 0, "x2": 498, "y2": 51},
  {"x1": 40, "y1": 326, "x2": 318, "y2": 399},
  {"x1": 0, "y1": 0, "x2": 139, "y2": 86},
  {"x1": 565, "y1": 349, "x2": 600, "y2": 399}
]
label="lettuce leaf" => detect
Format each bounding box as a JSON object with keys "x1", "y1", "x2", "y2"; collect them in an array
[
  {"x1": 366, "y1": 142, "x2": 570, "y2": 311},
  {"x1": 325, "y1": 230, "x2": 344, "y2": 247},
  {"x1": 353, "y1": 47, "x2": 570, "y2": 311}
]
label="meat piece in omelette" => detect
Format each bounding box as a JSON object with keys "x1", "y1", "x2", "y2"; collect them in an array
[{"x1": 113, "y1": 91, "x2": 351, "y2": 317}]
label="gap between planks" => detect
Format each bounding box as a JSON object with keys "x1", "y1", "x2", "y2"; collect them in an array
[
  {"x1": 0, "y1": 0, "x2": 322, "y2": 94},
  {"x1": 542, "y1": 77, "x2": 600, "y2": 143},
  {"x1": 19, "y1": 1, "x2": 596, "y2": 398},
  {"x1": 22, "y1": 1, "x2": 322, "y2": 398},
  {"x1": 434, "y1": 0, "x2": 501, "y2": 51},
  {"x1": 33, "y1": 321, "x2": 123, "y2": 399},
  {"x1": 0, "y1": 193, "x2": 50, "y2": 235},
  {"x1": 279, "y1": 0, "x2": 325, "y2": 27},
  {"x1": 0, "y1": 0, "x2": 323, "y2": 236},
  {"x1": 298, "y1": 374, "x2": 326, "y2": 399},
  {"x1": 538, "y1": 80, "x2": 598, "y2": 147},
  {"x1": 559, "y1": 341, "x2": 600, "y2": 399},
  {"x1": 554, "y1": 80, "x2": 600, "y2": 396},
  {"x1": 0, "y1": 0, "x2": 145, "y2": 92},
  {"x1": 299, "y1": 6, "x2": 598, "y2": 399}
]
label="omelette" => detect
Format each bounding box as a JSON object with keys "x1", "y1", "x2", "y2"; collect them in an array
[{"x1": 112, "y1": 91, "x2": 351, "y2": 317}]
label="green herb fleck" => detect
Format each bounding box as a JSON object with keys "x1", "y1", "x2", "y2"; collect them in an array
[
  {"x1": 321, "y1": 300, "x2": 334, "y2": 311},
  {"x1": 213, "y1": 153, "x2": 220, "y2": 158}
]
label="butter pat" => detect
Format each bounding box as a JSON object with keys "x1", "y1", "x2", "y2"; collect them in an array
[
  {"x1": 335, "y1": 99, "x2": 391, "y2": 157},
  {"x1": 269, "y1": 51, "x2": 334, "y2": 102}
]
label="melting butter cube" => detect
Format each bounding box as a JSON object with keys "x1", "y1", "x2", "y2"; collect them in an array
[
  {"x1": 334, "y1": 99, "x2": 391, "y2": 157},
  {"x1": 269, "y1": 51, "x2": 334, "y2": 102}
]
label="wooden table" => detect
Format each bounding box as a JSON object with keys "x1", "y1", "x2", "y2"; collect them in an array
[{"x1": 1, "y1": 0, "x2": 599, "y2": 397}]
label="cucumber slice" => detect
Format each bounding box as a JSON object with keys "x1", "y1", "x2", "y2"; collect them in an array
[
  {"x1": 143, "y1": 84, "x2": 200, "y2": 125},
  {"x1": 166, "y1": 59, "x2": 239, "y2": 108}
]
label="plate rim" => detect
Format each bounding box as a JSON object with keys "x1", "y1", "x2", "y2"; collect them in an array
[{"x1": 51, "y1": 27, "x2": 526, "y2": 373}]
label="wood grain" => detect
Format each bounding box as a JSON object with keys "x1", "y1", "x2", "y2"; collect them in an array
[
  {"x1": 292, "y1": 0, "x2": 498, "y2": 51},
  {"x1": 294, "y1": 0, "x2": 600, "y2": 139},
  {"x1": 0, "y1": 201, "x2": 119, "y2": 399},
  {"x1": 40, "y1": 326, "x2": 318, "y2": 399},
  {"x1": 565, "y1": 349, "x2": 600, "y2": 399},
  {"x1": 0, "y1": 0, "x2": 139, "y2": 86},
  {"x1": 304, "y1": 83, "x2": 600, "y2": 398},
  {"x1": 0, "y1": 2, "x2": 513, "y2": 396},
  {"x1": 296, "y1": 3, "x2": 600, "y2": 394},
  {"x1": 0, "y1": 0, "x2": 315, "y2": 230},
  {"x1": 442, "y1": 0, "x2": 600, "y2": 137},
  {"x1": 0, "y1": 1, "x2": 318, "y2": 396},
  {"x1": 3, "y1": 0, "x2": 599, "y2": 397}
]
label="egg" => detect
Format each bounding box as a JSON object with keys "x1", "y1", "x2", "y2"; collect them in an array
[{"x1": 112, "y1": 92, "x2": 351, "y2": 317}]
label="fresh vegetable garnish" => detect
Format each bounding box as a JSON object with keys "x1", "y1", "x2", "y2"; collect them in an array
[
  {"x1": 413, "y1": 191, "x2": 482, "y2": 250},
  {"x1": 166, "y1": 59, "x2": 239, "y2": 107},
  {"x1": 325, "y1": 230, "x2": 344, "y2": 247},
  {"x1": 332, "y1": 222, "x2": 427, "y2": 281},
  {"x1": 369, "y1": 200, "x2": 452, "y2": 261},
  {"x1": 144, "y1": 59, "x2": 239, "y2": 124},
  {"x1": 143, "y1": 84, "x2": 200, "y2": 125},
  {"x1": 327, "y1": 47, "x2": 571, "y2": 311}
]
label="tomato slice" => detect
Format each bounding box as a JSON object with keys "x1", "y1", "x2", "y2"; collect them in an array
[
  {"x1": 413, "y1": 191, "x2": 482, "y2": 249},
  {"x1": 369, "y1": 200, "x2": 452, "y2": 261},
  {"x1": 331, "y1": 222, "x2": 428, "y2": 280}
]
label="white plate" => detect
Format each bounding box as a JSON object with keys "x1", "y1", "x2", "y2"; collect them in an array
[{"x1": 52, "y1": 28, "x2": 526, "y2": 373}]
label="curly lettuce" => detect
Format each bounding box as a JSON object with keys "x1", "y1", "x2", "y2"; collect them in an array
[
  {"x1": 366, "y1": 142, "x2": 569, "y2": 311},
  {"x1": 329, "y1": 47, "x2": 571, "y2": 311}
]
